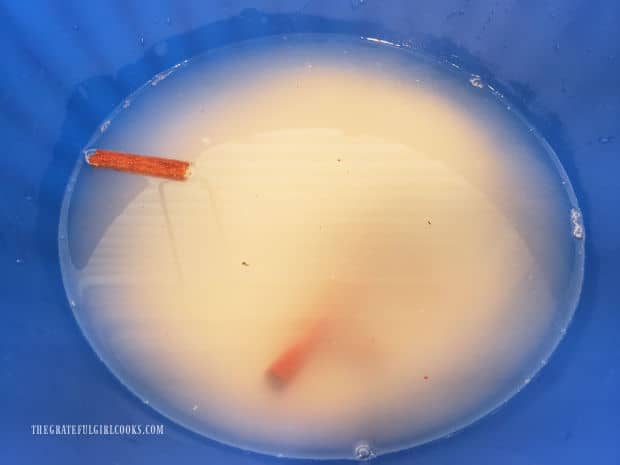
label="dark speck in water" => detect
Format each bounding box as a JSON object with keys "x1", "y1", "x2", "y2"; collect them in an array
[{"x1": 241, "y1": 261, "x2": 249, "y2": 267}]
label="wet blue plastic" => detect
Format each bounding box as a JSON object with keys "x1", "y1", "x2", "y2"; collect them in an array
[{"x1": 1, "y1": 1, "x2": 618, "y2": 464}]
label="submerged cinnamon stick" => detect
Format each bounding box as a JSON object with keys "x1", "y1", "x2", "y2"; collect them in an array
[
  {"x1": 266, "y1": 282, "x2": 361, "y2": 389},
  {"x1": 85, "y1": 149, "x2": 192, "y2": 180},
  {"x1": 266, "y1": 319, "x2": 326, "y2": 388}
]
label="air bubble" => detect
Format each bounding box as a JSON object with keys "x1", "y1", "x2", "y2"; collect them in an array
[
  {"x1": 15, "y1": 258, "x2": 23, "y2": 264},
  {"x1": 139, "y1": 36, "x2": 145, "y2": 47},
  {"x1": 99, "y1": 120, "x2": 111, "y2": 133},
  {"x1": 69, "y1": 300, "x2": 76, "y2": 309},
  {"x1": 192, "y1": 405, "x2": 198, "y2": 411},
  {"x1": 151, "y1": 69, "x2": 174, "y2": 86},
  {"x1": 487, "y1": 84, "x2": 504, "y2": 99},
  {"x1": 165, "y1": 17, "x2": 171, "y2": 25},
  {"x1": 469, "y1": 75, "x2": 484, "y2": 89},
  {"x1": 354, "y1": 442, "x2": 375, "y2": 461},
  {"x1": 122, "y1": 99, "x2": 131, "y2": 109},
  {"x1": 570, "y1": 208, "x2": 584, "y2": 239},
  {"x1": 598, "y1": 136, "x2": 614, "y2": 144}
]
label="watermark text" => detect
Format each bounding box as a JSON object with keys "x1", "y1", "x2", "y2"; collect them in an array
[{"x1": 31, "y1": 424, "x2": 164, "y2": 436}]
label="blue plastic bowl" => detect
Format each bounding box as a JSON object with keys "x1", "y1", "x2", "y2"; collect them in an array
[{"x1": 1, "y1": 2, "x2": 618, "y2": 464}]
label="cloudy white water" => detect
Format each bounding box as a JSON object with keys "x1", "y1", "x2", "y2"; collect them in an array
[{"x1": 59, "y1": 36, "x2": 584, "y2": 459}]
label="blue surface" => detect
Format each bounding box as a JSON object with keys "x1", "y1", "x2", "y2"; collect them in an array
[{"x1": 0, "y1": 1, "x2": 618, "y2": 464}]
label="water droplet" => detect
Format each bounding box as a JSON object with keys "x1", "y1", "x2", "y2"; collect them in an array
[
  {"x1": 354, "y1": 442, "x2": 375, "y2": 461},
  {"x1": 99, "y1": 120, "x2": 111, "y2": 133},
  {"x1": 598, "y1": 136, "x2": 614, "y2": 144},
  {"x1": 165, "y1": 17, "x2": 172, "y2": 25},
  {"x1": 523, "y1": 377, "x2": 532, "y2": 385},
  {"x1": 143, "y1": 399, "x2": 150, "y2": 405},
  {"x1": 351, "y1": 0, "x2": 367, "y2": 8},
  {"x1": 69, "y1": 300, "x2": 76, "y2": 309},
  {"x1": 15, "y1": 258, "x2": 23, "y2": 264},
  {"x1": 122, "y1": 99, "x2": 131, "y2": 109},
  {"x1": 192, "y1": 404, "x2": 198, "y2": 411},
  {"x1": 72, "y1": 24, "x2": 80, "y2": 31},
  {"x1": 139, "y1": 36, "x2": 145, "y2": 47},
  {"x1": 469, "y1": 75, "x2": 484, "y2": 89},
  {"x1": 25, "y1": 195, "x2": 33, "y2": 202},
  {"x1": 570, "y1": 208, "x2": 584, "y2": 239}
]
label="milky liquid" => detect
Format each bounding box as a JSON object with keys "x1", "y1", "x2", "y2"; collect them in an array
[{"x1": 59, "y1": 35, "x2": 584, "y2": 459}]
